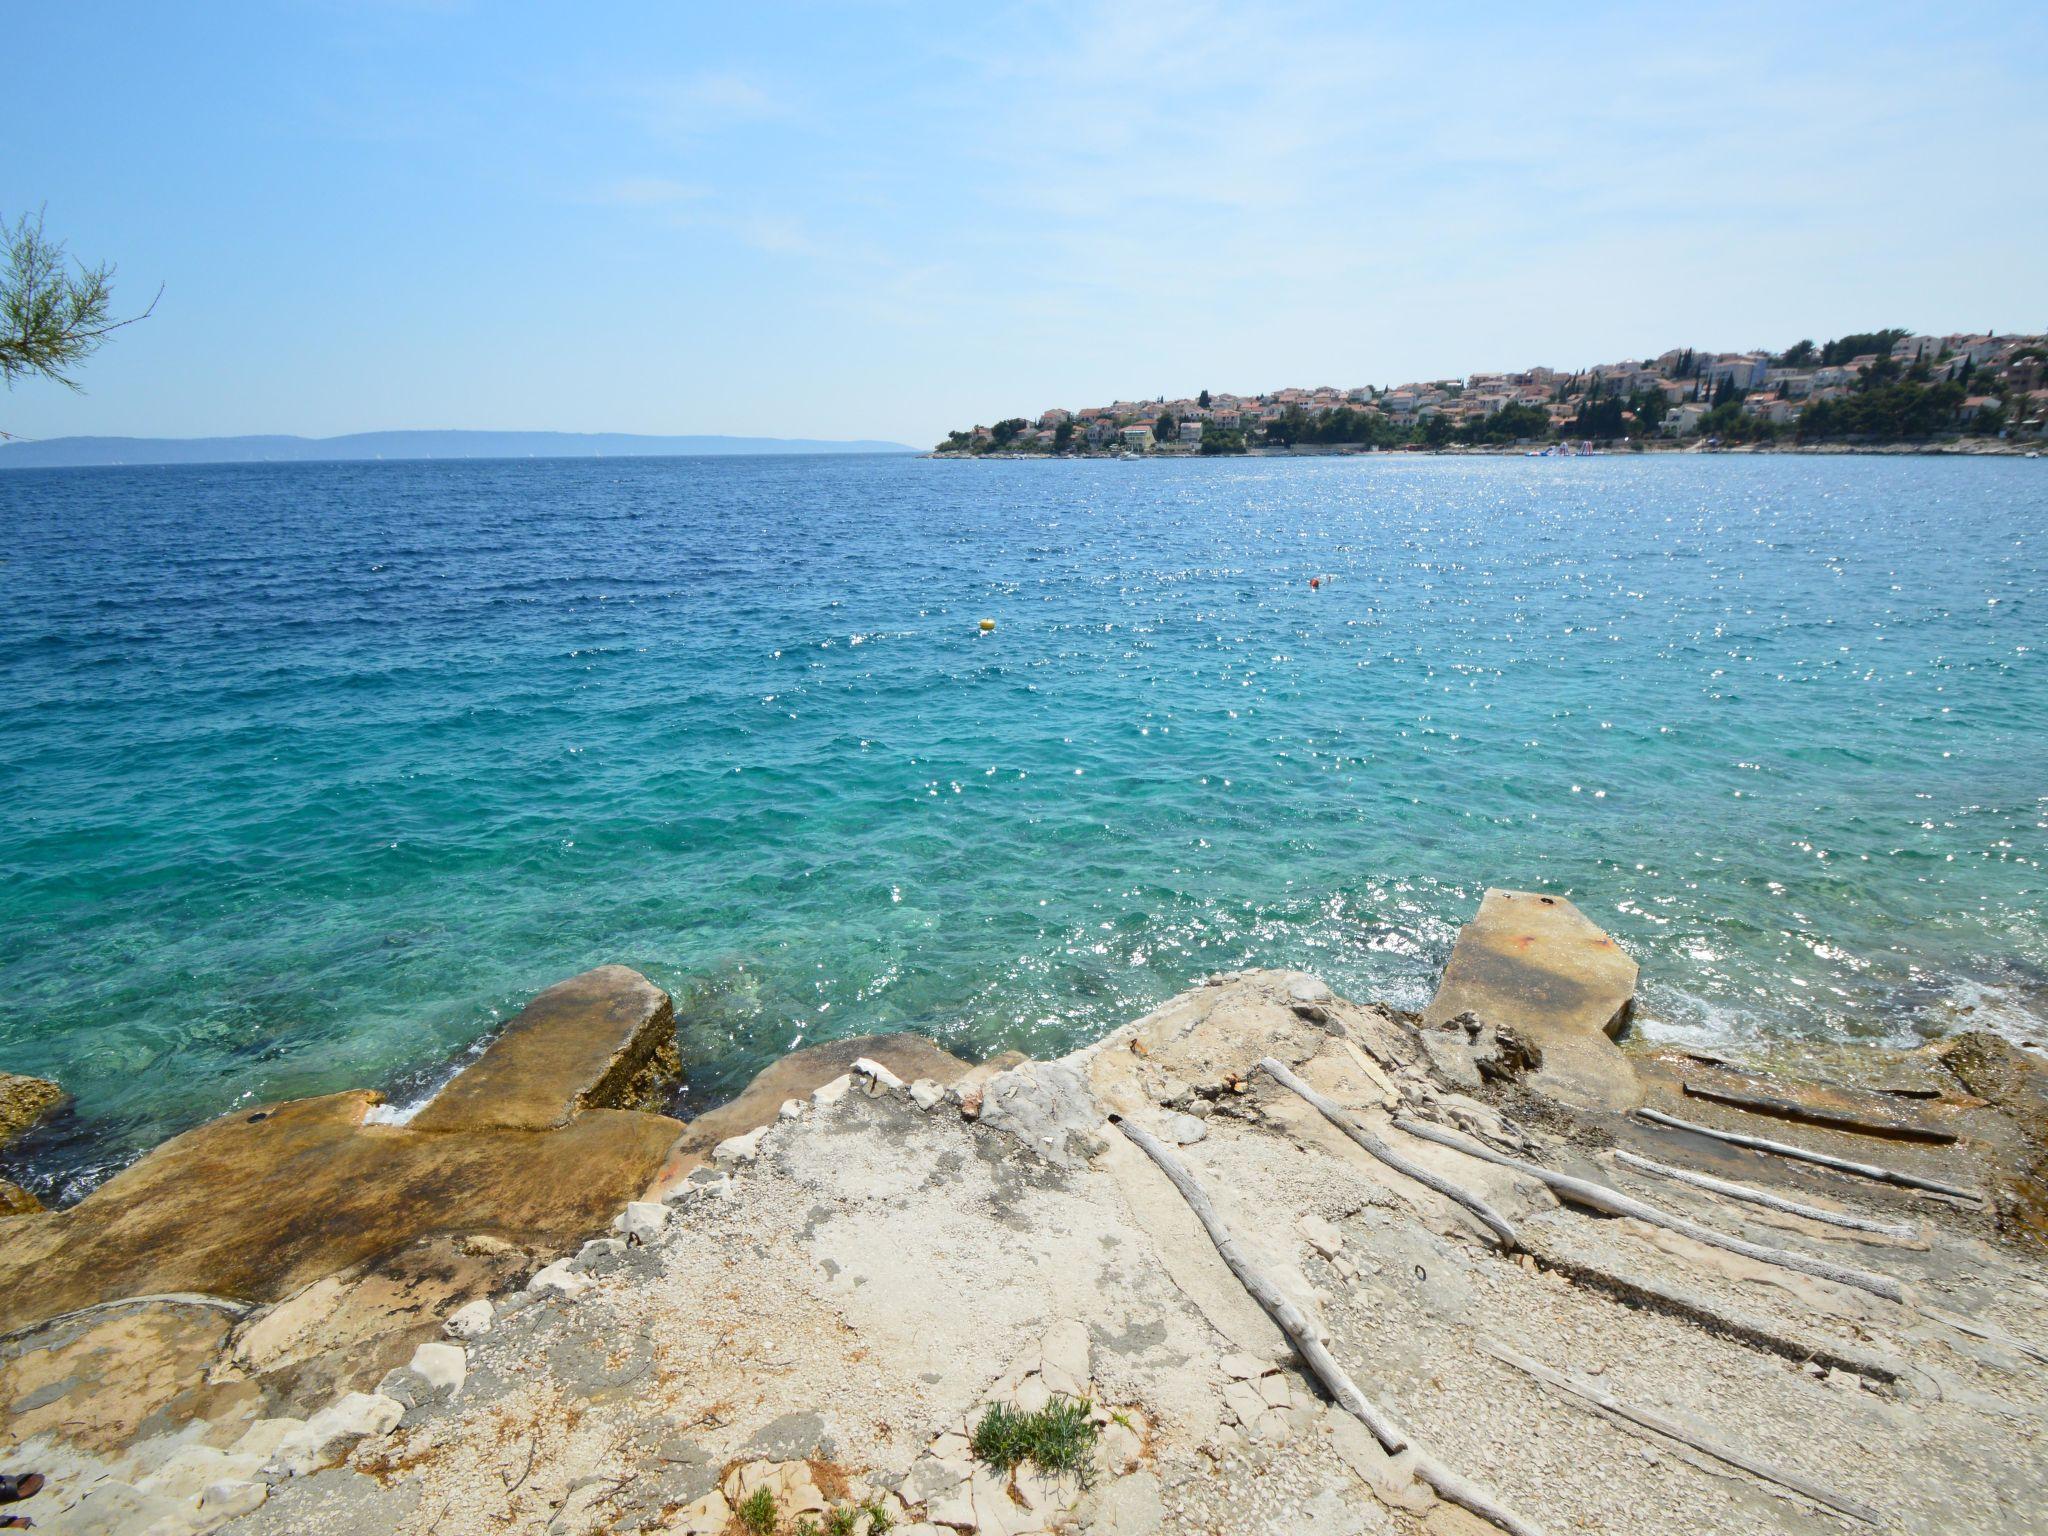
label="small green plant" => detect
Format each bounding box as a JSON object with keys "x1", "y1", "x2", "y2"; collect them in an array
[
  {"x1": 864, "y1": 1501, "x2": 894, "y2": 1535},
  {"x1": 735, "y1": 1485, "x2": 778, "y2": 1535},
  {"x1": 825, "y1": 1506, "x2": 860, "y2": 1536},
  {"x1": 970, "y1": 1396, "x2": 1099, "y2": 1482},
  {"x1": 792, "y1": 1522, "x2": 819, "y2": 1536}
]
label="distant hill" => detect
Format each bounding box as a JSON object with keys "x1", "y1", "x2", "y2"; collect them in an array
[{"x1": 0, "y1": 430, "x2": 918, "y2": 470}]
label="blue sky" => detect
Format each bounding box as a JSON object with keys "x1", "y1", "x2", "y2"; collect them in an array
[{"x1": 7, "y1": 2, "x2": 2044, "y2": 445}]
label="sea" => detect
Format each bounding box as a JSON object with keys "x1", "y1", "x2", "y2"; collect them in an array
[{"x1": 1, "y1": 451, "x2": 2042, "y2": 1200}]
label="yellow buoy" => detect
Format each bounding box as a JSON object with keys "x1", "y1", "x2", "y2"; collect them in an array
[{"x1": 979, "y1": 618, "x2": 996, "y2": 633}]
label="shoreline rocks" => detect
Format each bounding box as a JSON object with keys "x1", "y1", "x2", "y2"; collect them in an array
[{"x1": 4, "y1": 898, "x2": 2047, "y2": 1535}]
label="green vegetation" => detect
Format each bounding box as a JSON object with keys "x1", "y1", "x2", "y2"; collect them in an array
[
  {"x1": 1797, "y1": 378, "x2": 1970, "y2": 442},
  {"x1": 1051, "y1": 419, "x2": 1074, "y2": 453},
  {"x1": 1199, "y1": 423, "x2": 1247, "y2": 455},
  {"x1": 2, "y1": 208, "x2": 154, "y2": 392},
  {"x1": 1697, "y1": 399, "x2": 1777, "y2": 443},
  {"x1": 970, "y1": 1397, "x2": 1100, "y2": 1483},
  {"x1": 1460, "y1": 401, "x2": 1552, "y2": 444},
  {"x1": 792, "y1": 1499, "x2": 893, "y2": 1536},
  {"x1": 736, "y1": 1486, "x2": 779, "y2": 1535},
  {"x1": 1820, "y1": 329, "x2": 1909, "y2": 366}
]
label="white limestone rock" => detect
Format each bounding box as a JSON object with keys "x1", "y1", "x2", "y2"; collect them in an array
[
  {"x1": 713, "y1": 1125, "x2": 770, "y2": 1166},
  {"x1": 612, "y1": 1199, "x2": 670, "y2": 1246},
  {"x1": 264, "y1": 1392, "x2": 404, "y2": 1477},
  {"x1": 410, "y1": 1340, "x2": 467, "y2": 1398},
  {"x1": 852, "y1": 1056, "x2": 906, "y2": 1092},
  {"x1": 445, "y1": 1298, "x2": 494, "y2": 1339},
  {"x1": 527, "y1": 1259, "x2": 591, "y2": 1298}
]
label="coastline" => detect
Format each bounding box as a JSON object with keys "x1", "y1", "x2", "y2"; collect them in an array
[
  {"x1": 929, "y1": 437, "x2": 2040, "y2": 460},
  {"x1": 5, "y1": 890, "x2": 2045, "y2": 1535}
]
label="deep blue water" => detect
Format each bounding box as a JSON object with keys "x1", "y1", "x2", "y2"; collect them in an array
[{"x1": 1, "y1": 452, "x2": 2043, "y2": 1198}]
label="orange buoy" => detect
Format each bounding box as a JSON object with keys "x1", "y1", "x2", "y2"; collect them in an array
[{"x1": 978, "y1": 618, "x2": 996, "y2": 633}]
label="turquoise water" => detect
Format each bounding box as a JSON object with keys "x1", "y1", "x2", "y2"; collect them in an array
[{"x1": 1, "y1": 452, "x2": 2043, "y2": 1198}]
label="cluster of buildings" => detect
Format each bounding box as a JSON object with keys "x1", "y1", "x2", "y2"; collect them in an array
[{"x1": 948, "y1": 332, "x2": 2044, "y2": 451}]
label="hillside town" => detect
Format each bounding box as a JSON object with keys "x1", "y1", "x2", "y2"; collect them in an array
[{"x1": 936, "y1": 329, "x2": 2047, "y2": 455}]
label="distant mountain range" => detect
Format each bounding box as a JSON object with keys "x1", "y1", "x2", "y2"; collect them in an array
[{"x1": 0, "y1": 430, "x2": 918, "y2": 470}]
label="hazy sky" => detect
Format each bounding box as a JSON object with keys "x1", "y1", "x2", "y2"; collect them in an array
[{"x1": 8, "y1": 2, "x2": 2045, "y2": 445}]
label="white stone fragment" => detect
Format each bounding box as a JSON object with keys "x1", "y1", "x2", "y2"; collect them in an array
[
  {"x1": 909, "y1": 1078, "x2": 945, "y2": 1111},
  {"x1": 713, "y1": 1125, "x2": 770, "y2": 1166},
  {"x1": 265, "y1": 1391, "x2": 404, "y2": 1476},
  {"x1": 409, "y1": 1340, "x2": 467, "y2": 1397},
  {"x1": 527, "y1": 1259, "x2": 591, "y2": 1298},
  {"x1": 1288, "y1": 975, "x2": 1332, "y2": 1004},
  {"x1": 852, "y1": 1056, "x2": 906, "y2": 1092},
  {"x1": 612, "y1": 1199, "x2": 670, "y2": 1245},
  {"x1": 445, "y1": 1298, "x2": 494, "y2": 1339},
  {"x1": 1162, "y1": 1111, "x2": 1207, "y2": 1145},
  {"x1": 779, "y1": 1097, "x2": 807, "y2": 1120},
  {"x1": 812, "y1": 1073, "x2": 855, "y2": 1108}
]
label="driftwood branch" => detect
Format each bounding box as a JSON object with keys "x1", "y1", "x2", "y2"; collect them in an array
[
  {"x1": 1612, "y1": 1150, "x2": 1917, "y2": 1239},
  {"x1": 1111, "y1": 1114, "x2": 1546, "y2": 1536},
  {"x1": 1258, "y1": 1056, "x2": 1520, "y2": 1248},
  {"x1": 1475, "y1": 1337, "x2": 1881, "y2": 1527},
  {"x1": 1635, "y1": 1109, "x2": 1981, "y2": 1202},
  {"x1": 1391, "y1": 1117, "x2": 1906, "y2": 1304}
]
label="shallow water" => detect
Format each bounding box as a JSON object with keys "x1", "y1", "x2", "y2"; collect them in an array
[{"x1": 1, "y1": 452, "x2": 2042, "y2": 1197}]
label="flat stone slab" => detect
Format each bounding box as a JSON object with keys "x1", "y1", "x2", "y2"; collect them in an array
[
  {"x1": 411, "y1": 965, "x2": 678, "y2": 1132},
  {"x1": 1424, "y1": 889, "x2": 1641, "y2": 1111},
  {"x1": 0, "y1": 968, "x2": 683, "y2": 1335}
]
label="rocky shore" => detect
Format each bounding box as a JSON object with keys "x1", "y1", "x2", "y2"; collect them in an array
[{"x1": 4, "y1": 891, "x2": 2046, "y2": 1535}]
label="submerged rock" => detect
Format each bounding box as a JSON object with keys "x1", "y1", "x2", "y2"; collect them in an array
[{"x1": 0, "y1": 1070, "x2": 65, "y2": 1146}]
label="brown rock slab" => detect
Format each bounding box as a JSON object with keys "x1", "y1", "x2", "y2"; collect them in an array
[
  {"x1": 411, "y1": 963, "x2": 678, "y2": 1132},
  {"x1": 1938, "y1": 1031, "x2": 2048, "y2": 1246},
  {"x1": 1, "y1": 1177, "x2": 41, "y2": 1216},
  {"x1": 1, "y1": 1071, "x2": 65, "y2": 1146},
  {"x1": 0, "y1": 1297, "x2": 245, "y2": 1455},
  {"x1": 1424, "y1": 889, "x2": 1642, "y2": 1112},
  {"x1": 0, "y1": 966, "x2": 683, "y2": 1336}
]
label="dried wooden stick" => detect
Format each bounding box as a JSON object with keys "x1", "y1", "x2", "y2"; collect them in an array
[
  {"x1": 1611, "y1": 1150, "x2": 1917, "y2": 1239},
  {"x1": 1391, "y1": 1117, "x2": 1906, "y2": 1304},
  {"x1": 1259, "y1": 1056, "x2": 1520, "y2": 1248},
  {"x1": 1635, "y1": 1108, "x2": 1981, "y2": 1202},
  {"x1": 1474, "y1": 1337, "x2": 1881, "y2": 1527},
  {"x1": 1111, "y1": 1115, "x2": 1546, "y2": 1536}
]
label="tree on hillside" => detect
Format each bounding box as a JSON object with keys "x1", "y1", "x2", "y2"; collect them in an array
[
  {"x1": 1775, "y1": 339, "x2": 1817, "y2": 367},
  {"x1": 1, "y1": 209, "x2": 156, "y2": 399},
  {"x1": 1820, "y1": 329, "x2": 1908, "y2": 366},
  {"x1": 1197, "y1": 389, "x2": 1212, "y2": 409}
]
